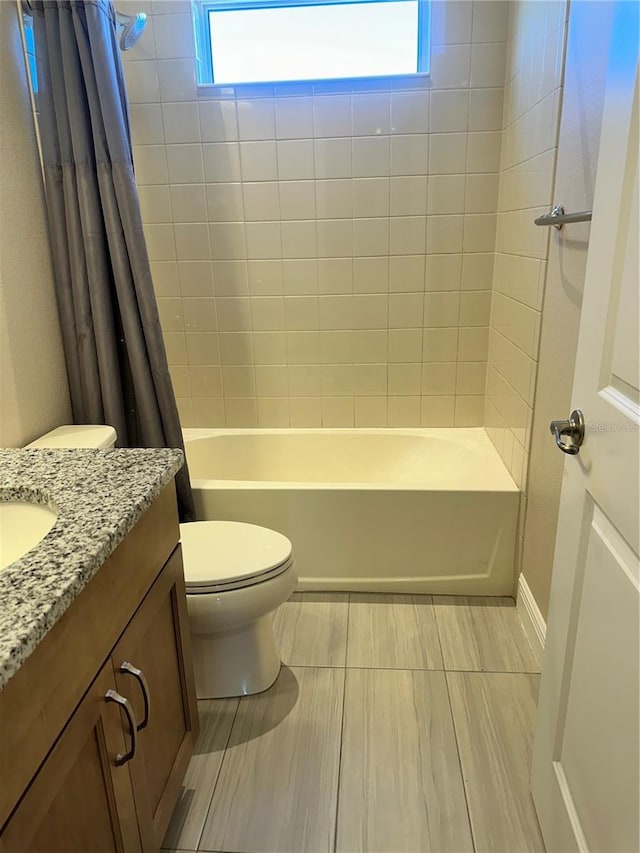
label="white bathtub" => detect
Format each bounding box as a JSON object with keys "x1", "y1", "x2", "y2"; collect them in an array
[{"x1": 183, "y1": 428, "x2": 519, "y2": 595}]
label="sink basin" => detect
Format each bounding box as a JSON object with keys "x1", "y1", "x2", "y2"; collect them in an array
[{"x1": 0, "y1": 501, "x2": 58, "y2": 570}]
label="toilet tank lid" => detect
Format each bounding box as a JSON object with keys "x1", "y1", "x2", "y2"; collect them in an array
[{"x1": 26, "y1": 425, "x2": 117, "y2": 449}]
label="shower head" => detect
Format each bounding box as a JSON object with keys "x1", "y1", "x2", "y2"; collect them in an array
[{"x1": 116, "y1": 10, "x2": 147, "y2": 51}]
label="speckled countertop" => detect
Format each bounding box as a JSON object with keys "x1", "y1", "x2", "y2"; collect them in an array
[{"x1": 0, "y1": 448, "x2": 184, "y2": 690}]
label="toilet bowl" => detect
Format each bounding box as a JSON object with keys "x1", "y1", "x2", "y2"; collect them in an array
[
  {"x1": 26, "y1": 425, "x2": 295, "y2": 700},
  {"x1": 180, "y1": 520, "x2": 296, "y2": 699}
]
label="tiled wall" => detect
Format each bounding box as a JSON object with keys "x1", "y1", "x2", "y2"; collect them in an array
[
  {"x1": 485, "y1": 0, "x2": 567, "y2": 486},
  {"x1": 123, "y1": 0, "x2": 508, "y2": 427}
]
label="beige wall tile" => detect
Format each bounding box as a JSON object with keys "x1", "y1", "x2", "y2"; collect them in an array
[
  {"x1": 211, "y1": 260, "x2": 246, "y2": 296},
  {"x1": 469, "y1": 88, "x2": 504, "y2": 132},
  {"x1": 203, "y1": 142, "x2": 241, "y2": 182},
  {"x1": 430, "y1": 43, "x2": 472, "y2": 89},
  {"x1": 354, "y1": 395, "x2": 388, "y2": 426},
  {"x1": 166, "y1": 143, "x2": 204, "y2": 183},
  {"x1": 170, "y1": 184, "x2": 207, "y2": 222},
  {"x1": 289, "y1": 396, "x2": 322, "y2": 426},
  {"x1": 151, "y1": 261, "x2": 180, "y2": 296},
  {"x1": 430, "y1": 89, "x2": 470, "y2": 134},
  {"x1": 161, "y1": 102, "x2": 199, "y2": 144},
  {"x1": 138, "y1": 185, "x2": 172, "y2": 224},
  {"x1": 128, "y1": 1, "x2": 509, "y2": 425},
  {"x1": 315, "y1": 138, "x2": 352, "y2": 179},
  {"x1": 245, "y1": 222, "x2": 282, "y2": 262},
  {"x1": 199, "y1": 100, "x2": 238, "y2": 142},
  {"x1": 279, "y1": 180, "x2": 316, "y2": 220},
  {"x1": 454, "y1": 394, "x2": 485, "y2": 426},
  {"x1": 421, "y1": 395, "x2": 455, "y2": 426},
  {"x1": 431, "y1": 0, "x2": 473, "y2": 46},
  {"x1": 237, "y1": 99, "x2": 276, "y2": 141},
  {"x1": 390, "y1": 91, "x2": 429, "y2": 134},
  {"x1": 144, "y1": 223, "x2": 176, "y2": 260},
  {"x1": 224, "y1": 396, "x2": 257, "y2": 426},
  {"x1": 191, "y1": 396, "x2": 225, "y2": 427},
  {"x1": 322, "y1": 396, "x2": 354, "y2": 427},
  {"x1": 275, "y1": 97, "x2": 314, "y2": 139},
  {"x1": 154, "y1": 12, "x2": 193, "y2": 60},
  {"x1": 353, "y1": 256, "x2": 389, "y2": 293},
  {"x1": 281, "y1": 220, "x2": 317, "y2": 259},
  {"x1": 427, "y1": 174, "x2": 466, "y2": 215},
  {"x1": 157, "y1": 58, "x2": 197, "y2": 101},
  {"x1": 422, "y1": 362, "x2": 457, "y2": 396},
  {"x1": 240, "y1": 140, "x2": 278, "y2": 181},
  {"x1": 257, "y1": 397, "x2": 290, "y2": 426},
  {"x1": 133, "y1": 144, "x2": 169, "y2": 184},
  {"x1": 423, "y1": 327, "x2": 458, "y2": 362},
  {"x1": 313, "y1": 95, "x2": 352, "y2": 138},
  {"x1": 130, "y1": 104, "x2": 164, "y2": 145},
  {"x1": 352, "y1": 93, "x2": 390, "y2": 136},
  {"x1": 426, "y1": 253, "x2": 463, "y2": 291}
]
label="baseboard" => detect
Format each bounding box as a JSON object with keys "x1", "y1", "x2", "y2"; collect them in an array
[{"x1": 516, "y1": 574, "x2": 546, "y2": 667}]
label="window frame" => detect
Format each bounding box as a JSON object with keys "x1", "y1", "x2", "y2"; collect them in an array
[{"x1": 193, "y1": 0, "x2": 431, "y2": 87}]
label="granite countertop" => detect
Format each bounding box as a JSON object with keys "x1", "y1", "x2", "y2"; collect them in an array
[{"x1": 0, "y1": 447, "x2": 184, "y2": 690}]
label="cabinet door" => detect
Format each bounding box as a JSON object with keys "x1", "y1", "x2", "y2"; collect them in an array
[
  {"x1": 0, "y1": 662, "x2": 141, "y2": 853},
  {"x1": 113, "y1": 545, "x2": 199, "y2": 851}
]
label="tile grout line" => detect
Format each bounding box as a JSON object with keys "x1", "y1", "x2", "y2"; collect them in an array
[
  {"x1": 432, "y1": 594, "x2": 478, "y2": 853},
  {"x1": 331, "y1": 593, "x2": 352, "y2": 853},
  {"x1": 194, "y1": 699, "x2": 242, "y2": 853},
  {"x1": 280, "y1": 662, "x2": 542, "y2": 675},
  {"x1": 431, "y1": 593, "x2": 450, "y2": 671},
  {"x1": 259, "y1": 661, "x2": 541, "y2": 676},
  {"x1": 443, "y1": 670, "x2": 478, "y2": 853}
]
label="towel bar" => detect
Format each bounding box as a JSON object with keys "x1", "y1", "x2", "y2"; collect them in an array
[{"x1": 534, "y1": 205, "x2": 592, "y2": 229}]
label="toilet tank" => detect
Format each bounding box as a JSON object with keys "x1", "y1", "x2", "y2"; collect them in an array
[{"x1": 25, "y1": 425, "x2": 117, "y2": 449}]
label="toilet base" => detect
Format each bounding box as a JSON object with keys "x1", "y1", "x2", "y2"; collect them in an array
[{"x1": 190, "y1": 614, "x2": 281, "y2": 699}]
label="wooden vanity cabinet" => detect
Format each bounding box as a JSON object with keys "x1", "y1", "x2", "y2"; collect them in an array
[
  {"x1": 112, "y1": 547, "x2": 197, "y2": 851},
  {"x1": 0, "y1": 482, "x2": 198, "y2": 853},
  {"x1": 0, "y1": 661, "x2": 142, "y2": 853}
]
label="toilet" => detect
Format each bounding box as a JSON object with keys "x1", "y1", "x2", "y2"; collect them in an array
[
  {"x1": 26, "y1": 425, "x2": 296, "y2": 699},
  {"x1": 26, "y1": 424, "x2": 118, "y2": 449},
  {"x1": 181, "y1": 520, "x2": 296, "y2": 698}
]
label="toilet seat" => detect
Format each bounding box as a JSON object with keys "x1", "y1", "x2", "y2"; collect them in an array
[{"x1": 180, "y1": 521, "x2": 294, "y2": 594}]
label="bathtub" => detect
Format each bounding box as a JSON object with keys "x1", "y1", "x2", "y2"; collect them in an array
[{"x1": 183, "y1": 428, "x2": 519, "y2": 596}]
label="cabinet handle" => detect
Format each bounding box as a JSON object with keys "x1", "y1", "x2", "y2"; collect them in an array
[
  {"x1": 105, "y1": 689, "x2": 138, "y2": 766},
  {"x1": 119, "y1": 661, "x2": 151, "y2": 731}
]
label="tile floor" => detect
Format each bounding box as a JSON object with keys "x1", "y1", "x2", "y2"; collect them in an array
[{"x1": 163, "y1": 594, "x2": 545, "y2": 853}]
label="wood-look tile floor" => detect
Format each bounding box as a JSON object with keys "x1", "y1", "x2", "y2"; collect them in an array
[{"x1": 163, "y1": 594, "x2": 545, "y2": 853}]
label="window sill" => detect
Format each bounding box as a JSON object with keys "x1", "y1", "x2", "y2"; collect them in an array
[{"x1": 196, "y1": 73, "x2": 431, "y2": 99}]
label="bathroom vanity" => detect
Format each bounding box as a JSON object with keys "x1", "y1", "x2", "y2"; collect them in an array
[{"x1": 0, "y1": 448, "x2": 198, "y2": 852}]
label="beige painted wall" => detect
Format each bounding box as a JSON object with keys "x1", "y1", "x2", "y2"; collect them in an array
[
  {"x1": 0, "y1": 2, "x2": 71, "y2": 446},
  {"x1": 521, "y1": 0, "x2": 614, "y2": 619},
  {"x1": 123, "y1": 0, "x2": 508, "y2": 429}
]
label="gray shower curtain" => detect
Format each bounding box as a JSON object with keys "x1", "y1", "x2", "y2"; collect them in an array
[{"x1": 29, "y1": 0, "x2": 194, "y2": 521}]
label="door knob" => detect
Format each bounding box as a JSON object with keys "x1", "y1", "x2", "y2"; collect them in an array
[{"x1": 550, "y1": 409, "x2": 585, "y2": 455}]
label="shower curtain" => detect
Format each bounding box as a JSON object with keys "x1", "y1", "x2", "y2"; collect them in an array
[{"x1": 28, "y1": 0, "x2": 195, "y2": 521}]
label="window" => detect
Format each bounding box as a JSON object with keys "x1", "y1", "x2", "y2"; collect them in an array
[{"x1": 193, "y1": 0, "x2": 430, "y2": 86}]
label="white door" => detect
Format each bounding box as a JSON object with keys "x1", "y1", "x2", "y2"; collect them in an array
[{"x1": 531, "y1": 3, "x2": 639, "y2": 852}]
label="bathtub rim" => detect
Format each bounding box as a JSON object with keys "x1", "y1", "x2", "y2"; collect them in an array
[{"x1": 182, "y1": 426, "x2": 519, "y2": 493}]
